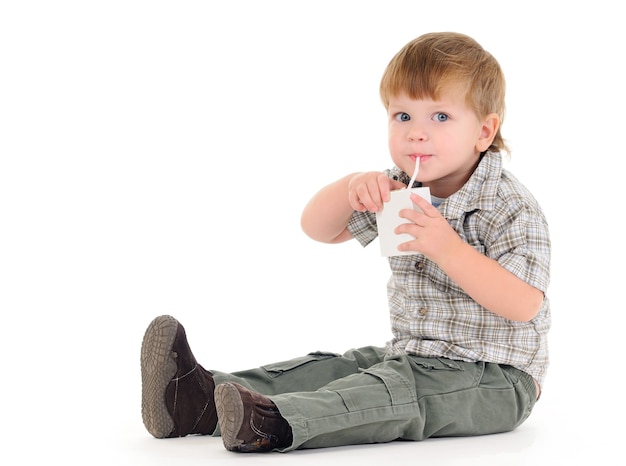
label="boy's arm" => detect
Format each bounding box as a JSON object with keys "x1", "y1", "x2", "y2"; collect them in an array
[
  {"x1": 438, "y1": 240, "x2": 544, "y2": 322},
  {"x1": 398, "y1": 194, "x2": 544, "y2": 322},
  {"x1": 301, "y1": 171, "x2": 406, "y2": 244},
  {"x1": 301, "y1": 174, "x2": 357, "y2": 244}
]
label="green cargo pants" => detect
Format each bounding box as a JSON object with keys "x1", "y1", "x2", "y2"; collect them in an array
[{"x1": 210, "y1": 346, "x2": 536, "y2": 451}]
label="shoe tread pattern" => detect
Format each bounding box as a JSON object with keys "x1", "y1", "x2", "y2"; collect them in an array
[
  {"x1": 141, "y1": 315, "x2": 178, "y2": 438},
  {"x1": 215, "y1": 383, "x2": 245, "y2": 451}
]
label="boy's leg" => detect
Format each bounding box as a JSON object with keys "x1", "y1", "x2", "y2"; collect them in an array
[
  {"x1": 207, "y1": 347, "x2": 389, "y2": 440},
  {"x1": 141, "y1": 315, "x2": 536, "y2": 450},
  {"x1": 210, "y1": 346, "x2": 388, "y2": 395},
  {"x1": 140, "y1": 315, "x2": 388, "y2": 438},
  {"x1": 404, "y1": 356, "x2": 537, "y2": 439},
  {"x1": 272, "y1": 351, "x2": 421, "y2": 450},
  {"x1": 215, "y1": 353, "x2": 537, "y2": 452}
]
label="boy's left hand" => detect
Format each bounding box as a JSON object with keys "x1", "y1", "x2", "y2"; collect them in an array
[{"x1": 395, "y1": 193, "x2": 463, "y2": 263}]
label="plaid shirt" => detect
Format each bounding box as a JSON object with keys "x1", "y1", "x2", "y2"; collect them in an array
[{"x1": 348, "y1": 152, "x2": 551, "y2": 387}]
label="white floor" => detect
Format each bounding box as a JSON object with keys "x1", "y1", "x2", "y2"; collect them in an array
[
  {"x1": 7, "y1": 308, "x2": 619, "y2": 466},
  {"x1": 116, "y1": 396, "x2": 615, "y2": 466},
  {"x1": 2, "y1": 1, "x2": 624, "y2": 465},
  {"x1": 26, "y1": 385, "x2": 619, "y2": 466}
]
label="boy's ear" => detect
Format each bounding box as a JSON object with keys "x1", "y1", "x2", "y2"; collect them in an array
[{"x1": 476, "y1": 113, "x2": 499, "y2": 152}]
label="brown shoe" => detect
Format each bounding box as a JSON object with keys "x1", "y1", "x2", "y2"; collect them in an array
[
  {"x1": 141, "y1": 315, "x2": 217, "y2": 438},
  {"x1": 215, "y1": 382, "x2": 293, "y2": 452}
]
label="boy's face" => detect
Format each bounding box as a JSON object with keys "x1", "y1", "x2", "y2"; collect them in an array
[{"x1": 386, "y1": 88, "x2": 498, "y2": 198}]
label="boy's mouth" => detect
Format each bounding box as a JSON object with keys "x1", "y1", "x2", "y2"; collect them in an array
[{"x1": 411, "y1": 154, "x2": 431, "y2": 163}]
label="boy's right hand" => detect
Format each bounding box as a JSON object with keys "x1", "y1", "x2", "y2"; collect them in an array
[{"x1": 347, "y1": 172, "x2": 407, "y2": 213}]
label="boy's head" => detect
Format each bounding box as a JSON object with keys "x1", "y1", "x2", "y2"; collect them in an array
[{"x1": 380, "y1": 32, "x2": 507, "y2": 154}]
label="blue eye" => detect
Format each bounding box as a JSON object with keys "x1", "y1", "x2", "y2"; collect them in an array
[
  {"x1": 433, "y1": 112, "x2": 448, "y2": 122},
  {"x1": 395, "y1": 112, "x2": 411, "y2": 122}
]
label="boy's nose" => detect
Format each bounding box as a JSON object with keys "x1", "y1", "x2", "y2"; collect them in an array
[{"x1": 407, "y1": 125, "x2": 427, "y2": 142}]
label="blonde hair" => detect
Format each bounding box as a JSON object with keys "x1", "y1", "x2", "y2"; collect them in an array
[{"x1": 380, "y1": 32, "x2": 509, "y2": 154}]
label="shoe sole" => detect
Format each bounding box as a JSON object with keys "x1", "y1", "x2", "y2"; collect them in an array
[
  {"x1": 140, "y1": 315, "x2": 179, "y2": 438},
  {"x1": 215, "y1": 383, "x2": 245, "y2": 451}
]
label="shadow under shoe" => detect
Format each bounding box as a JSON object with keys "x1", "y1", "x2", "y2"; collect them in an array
[
  {"x1": 215, "y1": 382, "x2": 293, "y2": 453},
  {"x1": 141, "y1": 315, "x2": 217, "y2": 438}
]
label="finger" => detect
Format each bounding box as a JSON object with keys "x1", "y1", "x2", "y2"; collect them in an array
[
  {"x1": 398, "y1": 207, "x2": 423, "y2": 225},
  {"x1": 356, "y1": 179, "x2": 385, "y2": 212},
  {"x1": 348, "y1": 187, "x2": 367, "y2": 211},
  {"x1": 389, "y1": 179, "x2": 409, "y2": 191},
  {"x1": 355, "y1": 183, "x2": 379, "y2": 212},
  {"x1": 396, "y1": 238, "x2": 419, "y2": 253},
  {"x1": 394, "y1": 223, "x2": 411, "y2": 236},
  {"x1": 366, "y1": 177, "x2": 385, "y2": 211},
  {"x1": 394, "y1": 230, "x2": 421, "y2": 253},
  {"x1": 410, "y1": 193, "x2": 439, "y2": 216},
  {"x1": 379, "y1": 174, "x2": 402, "y2": 203}
]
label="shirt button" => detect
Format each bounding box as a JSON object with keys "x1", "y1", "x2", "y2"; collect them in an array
[
  {"x1": 415, "y1": 261, "x2": 424, "y2": 271},
  {"x1": 418, "y1": 308, "x2": 427, "y2": 316}
]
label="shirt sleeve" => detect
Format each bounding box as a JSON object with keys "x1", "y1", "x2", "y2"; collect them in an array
[
  {"x1": 485, "y1": 199, "x2": 551, "y2": 293},
  {"x1": 347, "y1": 210, "x2": 378, "y2": 248}
]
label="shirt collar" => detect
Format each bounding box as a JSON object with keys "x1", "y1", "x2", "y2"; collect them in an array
[{"x1": 439, "y1": 151, "x2": 502, "y2": 220}]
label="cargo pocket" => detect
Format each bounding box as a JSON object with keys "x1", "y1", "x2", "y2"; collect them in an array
[
  {"x1": 410, "y1": 357, "x2": 464, "y2": 371},
  {"x1": 262, "y1": 351, "x2": 342, "y2": 378},
  {"x1": 408, "y1": 356, "x2": 481, "y2": 397}
]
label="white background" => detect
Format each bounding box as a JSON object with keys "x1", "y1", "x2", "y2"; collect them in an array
[{"x1": 1, "y1": 1, "x2": 624, "y2": 464}]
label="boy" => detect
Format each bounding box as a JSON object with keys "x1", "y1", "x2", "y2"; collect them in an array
[{"x1": 141, "y1": 31, "x2": 551, "y2": 453}]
